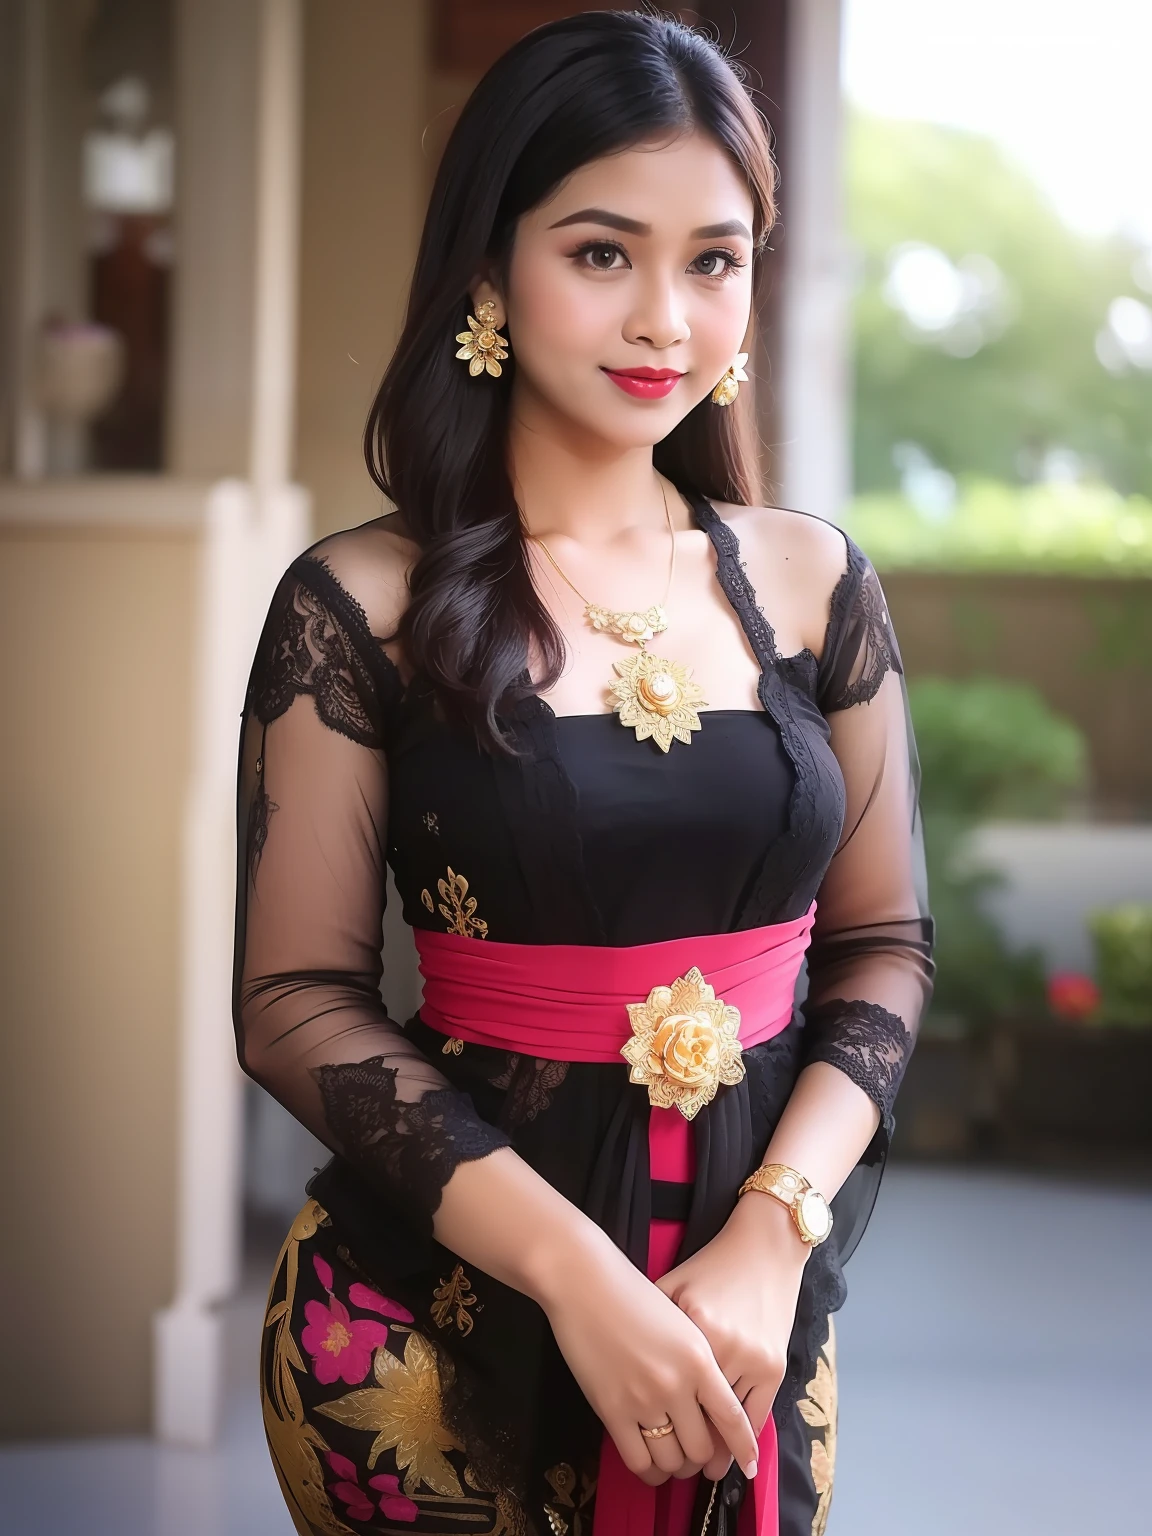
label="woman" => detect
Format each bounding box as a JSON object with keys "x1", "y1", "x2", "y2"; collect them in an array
[{"x1": 233, "y1": 12, "x2": 934, "y2": 1536}]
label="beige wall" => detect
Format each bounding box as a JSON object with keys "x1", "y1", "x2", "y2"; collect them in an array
[
  {"x1": 295, "y1": 0, "x2": 430, "y2": 538},
  {"x1": 0, "y1": 520, "x2": 195, "y2": 1436}
]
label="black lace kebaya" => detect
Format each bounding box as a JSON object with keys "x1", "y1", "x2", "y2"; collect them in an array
[
  {"x1": 233, "y1": 487, "x2": 934, "y2": 1517},
  {"x1": 234, "y1": 486, "x2": 932, "y2": 1236}
]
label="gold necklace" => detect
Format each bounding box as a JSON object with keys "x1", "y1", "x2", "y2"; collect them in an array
[{"x1": 530, "y1": 480, "x2": 707, "y2": 751}]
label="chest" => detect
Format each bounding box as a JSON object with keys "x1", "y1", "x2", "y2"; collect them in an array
[{"x1": 384, "y1": 677, "x2": 846, "y2": 947}]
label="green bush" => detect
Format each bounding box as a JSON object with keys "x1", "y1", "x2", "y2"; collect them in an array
[
  {"x1": 846, "y1": 479, "x2": 1152, "y2": 575},
  {"x1": 1088, "y1": 905, "x2": 1152, "y2": 1027},
  {"x1": 908, "y1": 677, "x2": 1089, "y2": 1033},
  {"x1": 910, "y1": 676, "x2": 1088, "y2": 820},
  {"x1": 919, "y1": 813, "x2": 1047, "y2": 1032}
]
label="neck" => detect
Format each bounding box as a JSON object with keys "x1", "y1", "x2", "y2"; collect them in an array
[{"x1": 506, "y1": 378, "x2": 688, "y2": 545}]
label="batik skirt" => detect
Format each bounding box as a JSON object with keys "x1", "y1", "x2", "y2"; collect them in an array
[{"x1": 259, "y1": 1198, "x2": 837, "y2": 1536}]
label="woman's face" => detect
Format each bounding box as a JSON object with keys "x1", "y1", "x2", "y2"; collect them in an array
[{"x1": 485, "y1": 129, "x2": 756, "y2": 449}]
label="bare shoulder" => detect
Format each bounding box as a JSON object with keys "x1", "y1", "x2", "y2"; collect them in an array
[
  {"x1": 305, "y1": 510, "x2": 417, "y2": 637},
  {"x1": 713, "y1": 501, "x2": 850, "y2": 585},
  {"x1": 709, "y1": 501, "x2": 852, "y2": 654}
]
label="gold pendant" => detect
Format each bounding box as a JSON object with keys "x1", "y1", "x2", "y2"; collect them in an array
[
  {"x1": 608, "y1": 648, "x2": 706, "y2": 751},
  {"x1": 586, "y1": 603, "x2": 669, "y2": 645}
]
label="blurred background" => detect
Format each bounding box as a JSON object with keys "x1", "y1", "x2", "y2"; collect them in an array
[{"x1": 1, "y1": 1, "x2": 1149, "y2": 1533}]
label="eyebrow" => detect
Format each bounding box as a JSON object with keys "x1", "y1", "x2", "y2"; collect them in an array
[{"x1": 547, "y1": 206, "x2": 753, "y2": 242}]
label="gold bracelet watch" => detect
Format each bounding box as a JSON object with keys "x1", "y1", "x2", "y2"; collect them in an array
[{"x1": 737, "y1": 1163, "x2": 834, "y2": 1247}]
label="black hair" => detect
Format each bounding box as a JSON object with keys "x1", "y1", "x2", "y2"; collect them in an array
[{"x1": 364, "y1": 9, "x2": 778, "y2": 752}]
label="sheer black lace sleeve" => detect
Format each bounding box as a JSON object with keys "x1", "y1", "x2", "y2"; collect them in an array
[
  {"x1": 802, "y1": 538, "x2": 936, "y2": 1148},
  {"x1": 232, "y1": 548, "x2": 511, "y2": 1232}
]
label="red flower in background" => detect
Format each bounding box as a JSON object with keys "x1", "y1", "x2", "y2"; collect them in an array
[{"x1": 1047, "y1": 971, "x2": 1100, "y2": 1022}]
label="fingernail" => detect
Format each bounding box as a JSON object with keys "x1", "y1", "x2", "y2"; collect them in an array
[{"x1": 745, "y1": 1460, "x2": 757, "y2": 1479}]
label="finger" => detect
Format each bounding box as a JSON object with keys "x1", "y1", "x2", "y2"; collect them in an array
[
  {"x1": 694, "y1": 1413, "x2": 732, "y2": 1483},
  {"x1": 697, "y1": 1366, "x2": 758, "y2": 1478},
  {"x1": 645, "y1": 1424, "x2": 691, "y2": 1479},
  {"x1": 665, "y1": 1397, "x2": 718, "y2": 1470},
  {"x1": 702, "y1": 1444, "x2": 735, "y2": 1484},
  {"x1": 741, "y1": 1383, "x2": 778, "y2": 1440},
  {"x1": 610, "y1": 1422, "x2": 658, "y2": 1481}
]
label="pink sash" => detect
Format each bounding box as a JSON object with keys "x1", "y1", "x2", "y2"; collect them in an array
[{"x1": 414, "y1": 902, "x2": 817, "y2": 1536}]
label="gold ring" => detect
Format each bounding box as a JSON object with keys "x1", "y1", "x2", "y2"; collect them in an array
[{"x1": 640, "y1": 1419, "x2": 676, "y2": 1440}]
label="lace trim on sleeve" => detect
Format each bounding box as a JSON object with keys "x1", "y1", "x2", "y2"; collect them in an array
[
  {"x1": 245, "y1": 556, "x2": 401, "y2": 748},
  {"x1": 311, "y1": 1058, "x2": 513, "y2": 1232},
  {"x1": 818, "y1": 550, "x2": 904, "y2": 713},
  {"x1": 800, "y1": 997, "x2": 913, "y2": 1123}
]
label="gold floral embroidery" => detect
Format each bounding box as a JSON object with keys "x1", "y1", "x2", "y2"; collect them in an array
[
  {"x1": 316, "y1": 1329, "x2": 465, "y2": 1497},
  {"x1": 421, "y1": 866, "x2": 489, "y2": 938},
  {"x1": 423, "y1": 810, "x2": 440, "y2": 834},
  {"x1": 442, "y1": 1036, "x2": 465, "y2": 1055},
  {"x1": 263, "y1": 1209, "x2": 517, "y2": 1535},
  {"x1": 544, "y1": 1462, "x2": 597, "y2": 1536},
  {"x1": 463, "y1": 1465, "x2": 529, "y2": 1536},
  {"x1": 431, "y1": 1263, "x2": 479, "y2": 1335},
  {"x1": 260, "y1": 1200, "x2": 356, "y2": 1536},
  {"x1": 796, "y1": 1314, "x2": 838, "y2": 1536}
]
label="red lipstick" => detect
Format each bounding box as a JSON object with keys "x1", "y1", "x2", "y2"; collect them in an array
[{"x1": 601, "y1": 366, "x2": 685, "y2": 400}]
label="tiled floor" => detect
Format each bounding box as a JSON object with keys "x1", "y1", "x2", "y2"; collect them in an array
[{"x1": 1, "y1": 1166, "x2": 1149, "y2": 1535}]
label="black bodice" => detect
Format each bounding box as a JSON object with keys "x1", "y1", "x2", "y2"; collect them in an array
[{"x1": 231, "y1": 488, "x2": 935, "y2": 1500}]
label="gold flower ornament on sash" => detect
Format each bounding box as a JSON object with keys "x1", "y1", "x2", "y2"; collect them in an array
[{"x1": 620, "y1": 967, "x2": 744, "y2": 1119}]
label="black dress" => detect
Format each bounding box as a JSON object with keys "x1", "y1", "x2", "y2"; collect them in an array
[{"x1": 234, "y1": 490, "x2": 935, "y2": 1536}]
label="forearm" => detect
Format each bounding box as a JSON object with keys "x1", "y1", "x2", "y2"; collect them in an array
[
  {"x1": 761, "y1": 1060, "x2": 882, "y2": 1201},
  {"x1": 431, "y1": 1059, "x2": 882, "y2": 1305},
  {"x1": 431, "y1": 1144, "x2": 620, "y2": 1308}
]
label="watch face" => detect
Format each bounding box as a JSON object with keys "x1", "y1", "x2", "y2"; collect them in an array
[{"x1": 799, "y1": 1190, "x2": 833, "y2": 1242}]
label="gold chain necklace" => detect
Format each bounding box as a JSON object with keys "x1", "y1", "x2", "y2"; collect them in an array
[{"x1": 529, "y1": 480, "x2": 707, "y2": 751}]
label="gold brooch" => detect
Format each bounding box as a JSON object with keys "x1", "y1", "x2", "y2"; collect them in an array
[{"x1": 620, "y1": 967, "x2": 745, "y2": 1120}]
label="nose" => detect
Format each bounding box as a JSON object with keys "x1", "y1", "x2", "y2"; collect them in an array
[{"x1": 623, "y1": 269, "x2": 691, "y2": 351}]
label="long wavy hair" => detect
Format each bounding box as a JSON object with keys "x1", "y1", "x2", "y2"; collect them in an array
[{"x1": 365, "y1": 9, "x2": 778, "y2": 752}]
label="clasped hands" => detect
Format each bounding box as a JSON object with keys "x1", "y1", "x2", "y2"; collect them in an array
[{"x1": 542, "y1": 1192, "x2": 810, "y2": 1489}]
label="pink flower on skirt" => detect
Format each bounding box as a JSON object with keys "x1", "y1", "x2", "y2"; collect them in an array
[
  {"x1": 302, "y1": 1292, "x2": 389, "y2": 1385},
  {"x1": 325, "y1": 1452, "x2": 377, "y2": 1522},
  {"x1": 349, "y1": 1282, "x2": 415, "y2": 1322},
  {"x1": 369, "y1": 1472, "x2": 419, "y2": 1522},
  {"x1": 324, "y1": 1451, "x2": 419, "y2": 1524}
]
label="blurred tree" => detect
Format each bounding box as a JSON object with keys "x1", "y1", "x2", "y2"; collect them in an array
[{"x1": 848, "y1": 110, "x2": 1152, "y2": 498}]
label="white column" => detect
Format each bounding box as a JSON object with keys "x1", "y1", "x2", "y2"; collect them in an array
[
  {"x1": 251, "y1": 0, "x2": 303, "y2": 491},
  {"x1": 153, "y1": 478, "x2": 256, "y2": 1448},
  {"x1": 778, "y1": 0, "x2": 851, "y2": 523},
  {"x1": 12, "y1": 0, "x2": 48, "y2": 478},
  {"x1": 154, "y1": 0, "x2": 308, "y2": 1449}
]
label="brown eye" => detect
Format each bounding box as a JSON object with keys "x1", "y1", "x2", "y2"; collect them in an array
[{"x1": 572, "y1": 240, "x2": 630, "y2": 272}]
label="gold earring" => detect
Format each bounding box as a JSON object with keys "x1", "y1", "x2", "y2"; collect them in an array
[
  {"x1": 711, "y1": 351, "x2": 749, "y2": 406},
  {"x1": 455, "y1": 299, "x2": 510, "y2": 378}
]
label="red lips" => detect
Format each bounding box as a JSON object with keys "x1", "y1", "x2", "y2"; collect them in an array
[{"x1": 601, "y1": 366, "x2": 685, "y2": 399}]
